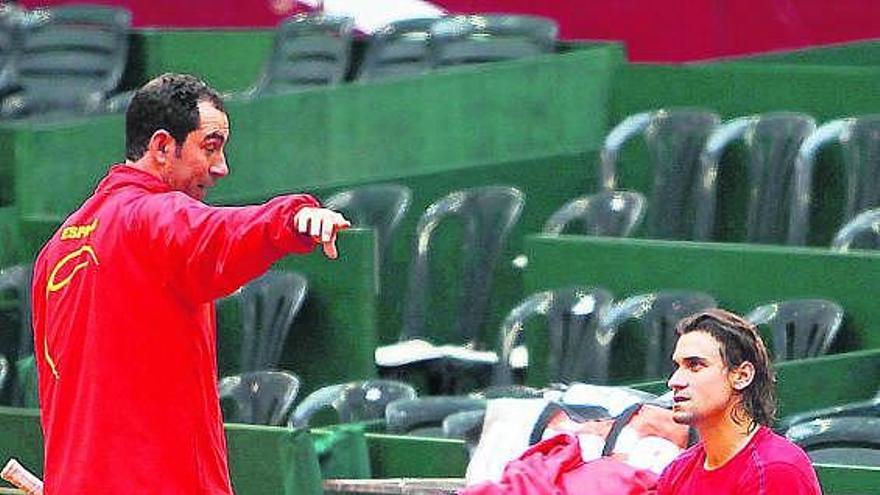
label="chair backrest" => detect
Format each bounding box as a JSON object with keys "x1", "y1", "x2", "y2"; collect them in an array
[
  {"x1": 542, "y1": 190, "x2": 646, "y2": 237},
  {"x1": 831, "y1": 207, "x2": 880, "y2": 251},
  {"x1": 401, "y1": 186, "x2": 524, "y2": 347},
  {"x1": 697, "y1": 112, "x2": 816, "y2": 244},
  {"x1": 253, "y1": 13, "x2": 353, "y2": 96},
  {"x1": 218, "y1": 370, "x2": 300, "y2": 426},
  {"x1": 324, "y1": 183, "x2": 412, "y2": 272},
  {"x1": 0, "y1": 5, "x2": 22, "y2": 93},
  {"x1": 600, "y1": 109, "x2": 721, "y2": 240},
  {"x1": 224, "y1": 270, "x2": 308, "y2": 373},
  {"x1": 495, "y1": 287, "x2": 615, "y2": 386},
  {"x1": 602, "y1": 291, "x2": 717, "y2": 379},
  {"x1": 789, "y1": 115, "x2": 880, "y2": 245},
  {"x1": 0, "y1": 264, "x2": 33, "y2": 359},
  {"x1": 385, "y1": 396, "x2": 486, "y2": 434},
  {"x1": 430, "y1": 14, "x2": 557, "y2": 68},
  {"x1": 358, "y1": 17, "x2": 437, "y2": 81},
  {"x1": 745, "y1": 299, "x2": 843, "y2": 362},
  {"x1": 16, "y1": 5, "x2": 130, "y2": 104},
  {"x1": 776, "y1": 394, "x2": 880, "y2": 433},
  {"x1": 0, "y1": 353, "x2": 8, "y2": 399},
  {"x1": 289, "y1": 379, "x2": 417, "y2": 428},
  {"x1": 785, "y1": 416, "x2": 880, "y2": 467}
]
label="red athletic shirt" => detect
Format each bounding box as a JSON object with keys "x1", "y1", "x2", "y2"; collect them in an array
[
  {"x1": 657, "y1": 426, "x2": 821, "y2": 495},
  {"x1": 32, "y1": 165, "x2": 318, "y2": 494}
]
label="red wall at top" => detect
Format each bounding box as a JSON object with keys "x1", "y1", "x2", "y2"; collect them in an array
[
  {"x1": 20, "y1": 0, "x2": 880, "y2": 62},
  {"x1": 434, "y1": 0, "x2": 880, "y2": 61}
]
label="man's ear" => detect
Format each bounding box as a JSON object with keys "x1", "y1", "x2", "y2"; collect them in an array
[
  {"x1": 148, "y1": 130, "x2": 175, "y2": 164},
  {"x1": 730, "y1": 361, "x2": 756, "y2": 391}
]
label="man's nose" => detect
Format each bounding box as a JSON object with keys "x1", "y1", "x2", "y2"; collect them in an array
[
  {"x1": 209, "y1": 160, "x2": 229, "y2": 178},
  {"x1": 667, "y1": 367, "x2": 685, "y2": 390}
]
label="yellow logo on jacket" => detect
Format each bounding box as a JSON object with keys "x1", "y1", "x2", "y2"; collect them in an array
[{"x1": 60, "y1": 219, "x2": 98, "y2": 240}]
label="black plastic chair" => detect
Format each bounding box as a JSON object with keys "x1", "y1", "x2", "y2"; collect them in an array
[
  {"x1": 695, "y1": 112, "x2": 816, "y2": 244},
  {"x1": 0, "y1": 5, "x2": 22, "y2": 100},
  {"x1": 101, "y1": 88, "x2": 134, "y2": 113},
  {"x1": 601, "y1": 291, "x2": 717, "y2": 380},
  {"x1": 831, "y1": 207, "x2": 880, "y2": 251},
  {"x1": 430, "y1": 14, "x2": 557, "y2": 68},
  {"x1": 289, "y1": 379, "x2": 417, "y2": 428},
  {"x1": 218, "y1": 370, "x2": 301, "y2": 426},
  {"x1": 375, "y1": 186, "x2": 524, "y2": 393},
  {"x1": 785, "y1": 416, "x2": 880, "y2": 467},
  {"x1": 599, "y1": 109, "x2": 721, "y2": 240},
  {"x1": 474, "y1": 384, "x2": 544, "y2": 399},
  {"x1": 542, "y1": 190, "x2": 646, "y2": 237},
  {"x1": 358, "y1": 17, "x2": 437, "y2": 81},
  {"x1": 442, "y1": 408, "x2": 485, "y2": 455},
  {"x1": 0, "y1": 353, "x2": 8, "y2": 399},
  {"x1": 777, "y1": 391, "x2": 879, "y2": 433},
  {"x1": 790, "y1": 115, "x2": 880, "y2": 245},
  {"x1": 0, "y1": 264, "x2": 33, "y2": 360},
  {"x1": 494, "y1": 287, "x2": 615, "y2": 387},
  {"x1": 6, "y1": 5, "x2": 130, "y2": 118},
  {"x1": 385, "y1": 396, "x2": 486, "y2": 436},
  {"x1": 249, "y1": 13, "x2": 353, "y2": 97},
  {"x1": 745, "y1": 299, "x2": 843, "y2": 362},
  {"x1": 324, "y1": 183, "x2": 412, "y2": 281},
  {"x1": 219, "y1": 270, "x2": 308, "y2": 373}
]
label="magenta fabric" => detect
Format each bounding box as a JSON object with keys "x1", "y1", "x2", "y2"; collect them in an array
[
  {"x1": 32, "y1": 165, "x2": 318, "y2": 494},
  {"x1": 461, "y1": 434, "x2": 658, "y2": 495}
]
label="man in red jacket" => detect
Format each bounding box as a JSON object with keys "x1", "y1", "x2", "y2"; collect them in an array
[
  {"x1": 658, "y1": 309, "x2": 821, "y2": 494},
  {"x1": 31, "y1": 73, "x2": 350, "y2": 494}
]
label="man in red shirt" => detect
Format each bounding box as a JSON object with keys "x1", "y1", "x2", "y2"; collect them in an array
[
  {"x1": 31, "y1": 73, "x2": 349, "y2": 493},
  {"x1": 657, "y1": 309, "x2": 821, "y2": 494}
]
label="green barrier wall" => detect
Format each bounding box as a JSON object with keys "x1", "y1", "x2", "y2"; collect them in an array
[
  {"x1": 522, "y1": 235, "x2": 880, "y2": 384},
  {"x1": 724, "y1": 39, "x2": 880, "y2": 66},
  {"x1": 0, "y1": 406, "x2": 42, "y2": 484},
  {"x1": 216, "y1": 229, "x2": 378, "y2": 397},
  {"x1": 275, "y1": 229, "x2": 377, "y2": 396},
  {"x1": 363, "y1": 433, "x2": 469, "y2": 478},
  {"x1": 226, "y1": 424, "x2": 323, "y2": 495},
  {"x1": 129, "y1": 30, "x2": 275, "y2": 92},
  {"x1": 816, "y1": 464, "x2": 880, "y2": 495},
  {"x1": 611, "y1": 63, "x2": 880, "y2": 245}
]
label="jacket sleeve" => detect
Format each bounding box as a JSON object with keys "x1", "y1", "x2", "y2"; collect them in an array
[{"x1": 128, "y1": 191, "x2": 320, "y2": 304}]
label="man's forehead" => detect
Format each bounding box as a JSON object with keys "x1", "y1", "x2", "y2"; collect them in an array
[
  {"x1": 673, "y1": 330, "x2": 723, "y2": 361},
  {"x1": 196, "y1": 101, "x2": 229, "y2": 136}
]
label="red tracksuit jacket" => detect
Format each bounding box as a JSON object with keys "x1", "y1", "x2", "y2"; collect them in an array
[{"x1": 32, "y1": 165, "x2": 319, "y2": 494}]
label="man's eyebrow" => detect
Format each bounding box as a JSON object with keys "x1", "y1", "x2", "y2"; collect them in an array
[
  {"x1": 203, "y1": 131, "x2": 227, "y2": 144},
  {"x1": 680, "y1": 356, "x2": 709, "y2": 366}
]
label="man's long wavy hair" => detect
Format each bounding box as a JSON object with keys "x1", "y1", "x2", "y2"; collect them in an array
[{"x1": 676, "y1": 308, "x2": 777, "y2": 431}]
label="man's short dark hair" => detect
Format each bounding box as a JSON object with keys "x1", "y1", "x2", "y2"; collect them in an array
[
  {"x1": 676, "y1": 308, "x2": 777, "y2": 430},
  {"x1": 125, "y1": 73, "x2": 226, "y2": 161}
]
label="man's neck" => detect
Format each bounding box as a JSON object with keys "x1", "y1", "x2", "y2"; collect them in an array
[
  {"x1": 125, "y1": 157, "x2": 163, "y2": 181},
  {"x1": 698, "y1": 412, "x2": 759, "y2": 470}
]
